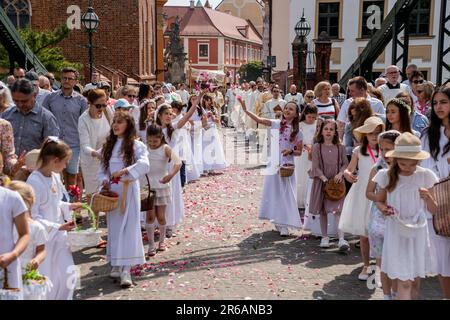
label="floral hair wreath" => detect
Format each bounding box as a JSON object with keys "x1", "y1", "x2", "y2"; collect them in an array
[{"x1": 388, "y1": 98, "x2": 412, "y2": 114}]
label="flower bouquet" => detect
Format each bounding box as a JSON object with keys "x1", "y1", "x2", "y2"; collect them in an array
[
  {"x1": 22, "y1": 266, "x2": 52, "y2": 300},
  {"x1": 0, "y1": 268, "x2": 21, "y2": 300},
  {"x1": 67, "y1": 204, "x2": 102, "y2": 250}
]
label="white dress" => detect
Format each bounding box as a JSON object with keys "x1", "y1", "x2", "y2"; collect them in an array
[
  {"x1": 190, "y1": 112, "x2": 204, "y2": 175},
  {"x1": 27, "y1": 171, "x2": 75, "y2": 300},
  {"x1": 202, "y1": 111, "x2": 228, "y2": 172},
  {"x1": 0, "y1": 187, "x2": 27, "y2": 293},
  {"x1": 78, "y1": 110, "x2": 111, "y2": 194},
  {"x1": 163, "y1": 126, "x2": 185, "y2": 228},
  {"x1": 148, "y1": 144, "x2": 171, "y2": 206},
  {"x1": 295, "y1": 121, "x2": 317, "y2": 208},
  {"x1": 97, "y1": 139, "x2": 149, "y2": 267},
  {"x1": 173, "y1": 114, "x2": 200, "y2": 183},
  {"x1": 339, "y1": 146, "x2": 378, "y2": 237},
  {"x1": 421, "y1": 127, "x2": 450, "y2": 277},
  {"x1": 373, "y1": 167, "x2": 439, "y2": 280},
  {"x1": 259, "y1": 120, "x2": 303, "y2": 230}
]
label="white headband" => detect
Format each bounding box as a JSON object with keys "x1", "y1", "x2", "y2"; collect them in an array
[
  {"x1": 395, "y1": 145, "x2": 422, "y2": 153},
  {"x1": 154, "y1": 103, "x2": 172, "y2": 122}
]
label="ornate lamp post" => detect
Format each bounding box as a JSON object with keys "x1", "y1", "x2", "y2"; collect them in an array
[
  {"x1": 294, "y1": 10, "x2": 311, "y2": 93},
  {"x1": 81, "y1": 2, "x2": 100, "y2": 83}
]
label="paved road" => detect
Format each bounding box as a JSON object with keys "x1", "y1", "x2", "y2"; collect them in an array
[{"x1": 73, "y1": 130, "x2": 442, "y2": 300}]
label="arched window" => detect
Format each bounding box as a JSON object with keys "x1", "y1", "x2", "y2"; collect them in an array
[{"x1": 0, "y1": 0, "x2": 31, "y2": 28}]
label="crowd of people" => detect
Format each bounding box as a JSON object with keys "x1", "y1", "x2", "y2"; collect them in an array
[{"x1": 0, "y1": 62, "x2": 449, "y2": 300}]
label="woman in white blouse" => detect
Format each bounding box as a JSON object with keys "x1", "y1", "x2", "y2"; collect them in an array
[{"x1": 78, "y1": 89, "x2": 112, "y2": 229}]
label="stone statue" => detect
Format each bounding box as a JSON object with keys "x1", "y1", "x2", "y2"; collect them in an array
[{"x1": 165, "y1": 16, "x2": 187, "y2": 84}]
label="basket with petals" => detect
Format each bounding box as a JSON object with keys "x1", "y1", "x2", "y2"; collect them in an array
[
  {"x1": 22, "y1": 267, "x2": 52, "y2": 300},
  {"x1": 91, "y1": 190, "x2": 119, "y2": 213},
  {"x1": 67, "y1": 204, "x2": 102, "y2": 250}
]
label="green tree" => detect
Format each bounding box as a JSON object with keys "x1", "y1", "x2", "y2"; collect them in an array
[
  {"x1": 239, "y1": 61, "x2": 263, "y2": 82},
  {"x1": 0, "y1": 24, "x2": 82, "y2": 75}
]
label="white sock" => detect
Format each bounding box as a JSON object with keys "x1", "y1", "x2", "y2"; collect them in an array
[
  {"x1": 146, "y1": 223, "x2": 156, "y2": 249},
  {"x1": 159, "y1": 225, "x2": 166, "y2": 244},
  {"x1": 122, "y1": 266, "x2": 131, "y2": 273},
  {"x1": 383, "y1": 294, "x2": 392, "y2": 300}
]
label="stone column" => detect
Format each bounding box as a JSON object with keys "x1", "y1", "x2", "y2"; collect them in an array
[
  {"x1": 156, "y1": 0, "x2": 168, "y2": 82},
  {"x1": 314, "y1": 31, "x2": 332, "y2": 83},
  {"x1": 292, "y1": 36, "x2": 308, "y2": 94}
]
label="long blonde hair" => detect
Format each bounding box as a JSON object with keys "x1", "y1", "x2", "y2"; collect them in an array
[{"x1": 7, "y1": 180, "x2": 35, "y2": 210}]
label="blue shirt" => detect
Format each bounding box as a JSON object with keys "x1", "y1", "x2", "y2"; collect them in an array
[
  {"x1": 42, "y1": 90, "x2": 88, "y2": 148},
  {"x1": 1, "y1": 103, "x2": 60, "y2": 156},
  {"x1": 411, "y1": 111, "x2": 429, "y2": 135}
]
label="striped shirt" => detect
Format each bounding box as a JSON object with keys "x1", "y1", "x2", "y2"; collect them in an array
[{"x1": 313, "y1": 98, "x2": 336, "y2": 119}]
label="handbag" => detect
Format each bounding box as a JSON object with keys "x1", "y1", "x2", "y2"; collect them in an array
[
  {"x1": 432, "y1": 176, "x2": 450, "y2": 237},
  {"x1": 320, "y1": 144, "x2": 346, "y2": 201},
  {"x1": 140, "y1": 174, "x2": 156, "y2": 212}
]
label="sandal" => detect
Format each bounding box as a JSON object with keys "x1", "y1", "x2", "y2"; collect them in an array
[
  {"x1": 96, "y1": 240, "x2": 107, "y2": 249},
  {"x1": 146, "y1": 246, "x2": 156, "y2": 258},
  {"x1": 158, "y1": 242, "x2": 167, "y2": 252}
]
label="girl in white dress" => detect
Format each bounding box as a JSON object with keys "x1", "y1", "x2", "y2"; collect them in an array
[
  {"x1": 8, "y1": 181, "x2": 51, "y2": 300},
  {"x1": 339, "y1": 116, "x2": 384, "y2": 281},
  {"x1": 420, "y1": 86, "x2": 450, "y2": 299},
  {"x1": 27, "y1": 138, "x2": 83, "y2": 300},
  {"x1": 201, "y1": 95, "x2": 228, "y2": 174},
  {"x1": 0, "y1": 186, "x2": 29, "y2": 299},
  {"x1": 154, "y1": 96, "x2": 202, "y2": 237},
  {"x1": 373, "y1": 132, "x2": 439, "y2": 300},
  {"x1": 188, "y1": 95, "x2": 207, "y2": 176},
  {"x1": 138, "y1": 99, "x2": 156, "y2": 144},
  {"x1": 145, "y1": 124, "x2": 182, "y2": 256},
  {"x1": 98, "y1": 111, "x2": 150, "y2": 288},
  {"x1": 239, "y1": 98, "x2": 304, "y2": 236},
  {"x1": 295, "y1": 105, "x2": 318, "y2": 209},
  {"x1": 366, "y1": 130, "x2": 400, "y2": 300}
]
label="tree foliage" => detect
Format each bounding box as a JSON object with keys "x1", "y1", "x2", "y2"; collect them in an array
[
  {"x1": 239, "y1": 61, "x2": 263, "y2": 83},
  {"x1": 0, "y1": 24, "x2": 82, "y2": 74}
]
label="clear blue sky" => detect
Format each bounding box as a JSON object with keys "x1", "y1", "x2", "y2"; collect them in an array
[{"x1": 165, "y1": 0, "x2": 223, "y2": 8}]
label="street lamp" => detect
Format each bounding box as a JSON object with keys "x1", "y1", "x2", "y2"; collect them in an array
[
  {"x1": 81, "y1": 3, "x2": 100, "y2": 83},
  {"x1": 294, "y1": 9, "x2": 311, "y2": 94}
]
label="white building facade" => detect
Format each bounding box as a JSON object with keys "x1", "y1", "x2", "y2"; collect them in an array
[{"x1": 270, "y1": 0, "x2": 448, "y2": 83}]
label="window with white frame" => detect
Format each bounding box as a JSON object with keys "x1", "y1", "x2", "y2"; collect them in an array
[{"x1": 199, "y1": 44, "x2": 209, "y2": 58}]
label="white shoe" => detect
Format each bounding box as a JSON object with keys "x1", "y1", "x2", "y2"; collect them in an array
[
  {"x1": 338, "y1": 239, "x2": 350, "y2": 252},
  {"x1": 280, "y1": 227, "x2": 289, "y2": 237},
  {"x1": 110, "y1": 266, "x2": 121, "y2": 279},
  {"x1": 320, "y1": 237, "x2": 330, "y2": 248},
  {"x1": 120, "y1": 271, "x2": 132, "y2": 288},
  {"x1": 358, "y1": 267, "x2": 369, "y2": 281}
]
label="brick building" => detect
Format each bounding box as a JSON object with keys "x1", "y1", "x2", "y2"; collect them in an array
[
  {"x1": 1, "y1": 0, "x2": 168, "y2": 84},
  {"x1": 164, "y1": 1, "x2": 262, "y2": 84}
]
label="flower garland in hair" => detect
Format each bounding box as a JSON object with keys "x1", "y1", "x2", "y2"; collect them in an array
[{"x1": 389, "y1": 98, "x2": 412, "y2": 114}]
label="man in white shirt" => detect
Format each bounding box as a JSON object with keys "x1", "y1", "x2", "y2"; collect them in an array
[
  {"x1": 83, "y1": 70, "x2": 101, "y2": 92},
  {"x1": 402, "y1": 63, "x2": 418, "y2": 88},
  {"x1": 378, "y1": 65, "x2": 409, "y2": 103},
  {"x1": 337, "y1": 76, "x2": 385, "y2": 138},
  {"x1": 176, "y1": 83, "x2": 190, "y2": 106},
  {"x1": 261, "y1": 85, "x2": 287, "y2": 120},
  {"x1": 284, "y1": 84, "x2": 303, "y2": 109}
]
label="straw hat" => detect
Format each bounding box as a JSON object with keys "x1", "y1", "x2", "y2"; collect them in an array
[
  {"x1": 353, "y1": 116, "x2": 386, "y2": 142},
  {"x1": 385, "y1": 132, "x2": 430, "y2": 160},
  {"x1": 25, "y1": 149, "x2": 41, "y2": 169}
]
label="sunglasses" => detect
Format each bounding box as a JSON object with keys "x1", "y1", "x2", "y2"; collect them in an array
[
  {"x1": 127, "y1": 94, "x2": 137, "y2": 99},
  {"x1": 412, "y1": 79, "x2": 424, "y2": 84},
  {"x1": 416, "y1": 90, "x2": 424, "y2": 94},
  {"x1": 306, "y1": 95, "x2": 314, "y2": 98},
  {"x1": 94, "y1": 104, "x2": 107, "y2": 109}
]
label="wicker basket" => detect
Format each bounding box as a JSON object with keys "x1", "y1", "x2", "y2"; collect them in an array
[
  {"x1": 279, "y1": 165, "x2": 295, "y2": 178},
  {"x1": 432, "y1": 177, "x2": 450, "y2": 237},
  {"x1": 0, "y1": 268, "x2": 21, "y2": 300},
  {"x1": 91, "y1": 190, "x2": 119, "y2": 213}
]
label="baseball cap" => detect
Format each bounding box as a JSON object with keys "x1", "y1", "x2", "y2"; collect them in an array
[
  {"x1": 25, "y1": 71, "x2": 39, "y2": 82},
  {"x1": 114, "y1": 98, "x2": 134, "y2": 110}
]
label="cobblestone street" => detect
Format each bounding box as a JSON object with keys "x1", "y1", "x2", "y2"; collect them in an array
[{"x1": 74, "y1": 132, "x2": 442, "y2": 300}]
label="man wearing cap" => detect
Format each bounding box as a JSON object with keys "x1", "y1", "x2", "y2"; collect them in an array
[
  {"x1": 2, "y1": 79, "x2": 59, "y2": 157},
  {"x1": 42, "y1": 67, "x2": 88, "y2": 189},
  {"x1": 25, "y1": 71, "x2": 51, "y2": 107},
  {"x1": 114, "y1": 99, "x2": 135, "y2": 113}
]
